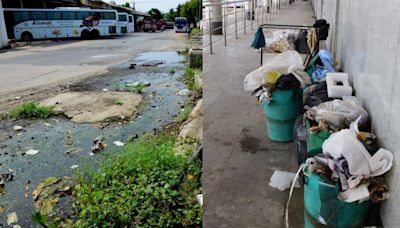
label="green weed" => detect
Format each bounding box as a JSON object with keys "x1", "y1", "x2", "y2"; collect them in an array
[
  {"x1": 10, "y1": 101, "x2": 54, "y2": 119},
  {"x1": 75, "y1": 135, "x2": 202, "y2": 227},
  {"x1": 169, "y1": 68, "x2": 176, "y2": 75},
  {"x1": 115, "y1": 99, "x2": 124, "y2": 106}
]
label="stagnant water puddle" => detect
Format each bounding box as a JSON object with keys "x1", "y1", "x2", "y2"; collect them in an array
[{"x1": 0, "y1": 51, "x2": 189, "y2": 226}]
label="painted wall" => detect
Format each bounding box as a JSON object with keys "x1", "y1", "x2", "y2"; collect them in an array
[
  {"x1": 0, "y1": 0, "x2": 8, "y2": 48},
  {"x1": 312, "y1": 0, "x2": 400, "y2": 227}
]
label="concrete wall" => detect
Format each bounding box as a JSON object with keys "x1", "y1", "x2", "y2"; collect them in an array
[
  {"x1": 0, "y1": 0, "x2": 8, "y2": 48},
  {"x1": 312, "y1": 0, "x2": 400, "y2": 227}
]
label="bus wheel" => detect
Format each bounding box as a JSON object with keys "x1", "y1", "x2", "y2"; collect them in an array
[
  {"x1": 21, "y1": 32, "x2": 33, "y2": 41},
  {"x1": 81, "y1": 30, "x2": 90, "y2": 40},
  {"x1": 90, "y1": 30, "x2": 100, "y2": 39}
]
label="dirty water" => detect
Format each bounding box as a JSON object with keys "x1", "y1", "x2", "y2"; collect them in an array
[{"x1": 0, "y1": 51, "x2": 189, "y2": 227}]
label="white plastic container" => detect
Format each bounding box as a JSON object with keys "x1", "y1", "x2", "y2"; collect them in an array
[{"x1": 326, "y1": 73, "x2": 353, "y2": 98}]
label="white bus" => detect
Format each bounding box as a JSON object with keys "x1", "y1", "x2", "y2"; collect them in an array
[
  {"x1": 128, "y1": 14, "x2": 134, "y2": 33},
  {"x1": 3, "y1": 7, "x2": 119, "y2": 41},
  {"x1": 117, "y1": 12, "x2": 128, "y2": 35},
  {"x1": 174, "y1": 17, "x2": 188, "y2": 33}
]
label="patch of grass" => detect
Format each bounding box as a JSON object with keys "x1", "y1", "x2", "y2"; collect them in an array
[
  {"x1": 75, "y1": 135, "x2": 202, "y2": 227},
  {"x1": 10, "y1": 101, "x2": 54, "y2": 119},
  {"x1": 115, "y1": 99, "x2": 124, "y2": 106},
  {"x1": 176, "y1": 105, "x2": 192, "y2": 123},
  {"x1": 112, "y1": 81, "x2": 124, "y2": 91},
  {"x1": 183, "y1": 67, "x2": 202, "y2": 94},
  {"x1": 179, "y1": 59, "x2": 188, "y2": 64},
  {"x1": 190, "y1": 28, "x2": 202, "y2": 36},
  {"x1": 169, "y1": 68, "x2": 176, "y2": 75}
]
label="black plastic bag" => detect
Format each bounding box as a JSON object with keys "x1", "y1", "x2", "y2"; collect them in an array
[
  {"x1": 295, "y1": 29, "x2": 310, "y2": 54},
  {"x1": 293, "y1": 115, "x2": 307, "y2": 166}
]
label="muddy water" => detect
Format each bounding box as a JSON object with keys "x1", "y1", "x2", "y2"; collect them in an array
[{"x1": 0, "y1": 51, "x2": 188, "y2": 227}]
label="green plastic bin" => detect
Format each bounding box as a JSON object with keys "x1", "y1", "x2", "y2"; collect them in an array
[
  {"x1": 304, "y1": 173, "x2": 372, "y2": 228},
  {"x1": 260, "y1": 89, "x2": 303, "y2": 141},
  {"x1": 306, "y1": 120, "x2": 331, "y2": 157}
]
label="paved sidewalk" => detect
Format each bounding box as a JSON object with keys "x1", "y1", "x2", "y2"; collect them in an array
[{"x1": 203, "y1": 2, "x2": 315, "y2": 227}]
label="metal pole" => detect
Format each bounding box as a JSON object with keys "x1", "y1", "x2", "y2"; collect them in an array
[
  {"x1": 224, "y1": 4, "x2": 227, "y2": 46},
  {"x1": 261, "y1": 2, "x2": 264, "y2": 24},
  {"x1": 208, "y1": 8, "x2": 213, "y2": 54},
  {"x1": 234, "y1": 3, "x2": 238, "y2": 39},
  {"x1": 256, "y1": 3, "x2": 259, "y2": 26},
  {"x1": 243, "y1": 2, "x2": 246, "y2": 35},
  {"x1": 250, "y1": 0, "x2": 253, "y2": 30}
]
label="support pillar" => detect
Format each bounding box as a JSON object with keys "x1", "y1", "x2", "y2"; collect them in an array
[
  {"x1": 0, "y1": 0, "x2": 9, "y2": 48},
  {"x1": 210, "y1": 0, "x2": 222, "y2": 35}
]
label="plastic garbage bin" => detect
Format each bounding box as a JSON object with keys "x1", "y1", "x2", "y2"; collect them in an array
[
  {"x1": 260, "y1": 88, "x2": 303, "y2": 141},
  {"x1": 306, "y1": 120, "x2": 331, "y2": 157},
  {"x1": 304, "y1": 173, "x2": 372, "y2": 228}
]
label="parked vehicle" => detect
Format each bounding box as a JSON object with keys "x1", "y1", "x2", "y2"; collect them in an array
[
  {"x1": 142, "y1": 18, "x2": 156, "y2": 32},
  {"x1": 117, "y1": 12, "x2": 129, "y2": 35},
  {"x1": 128, "y1": 14, "x2": 134, "y2": 33},
  {"x1": 156, "y1": 20, "x2": 165, "y2": 31},
  {"x1": 3, "y1": 7, "x2": 119, "y2": 40},
  {"x1": 174, "y1": 17, "x2": 188, "y2": 33},
  {"x1": 165, "y1": 21, "x2": 174, "y2": 29}
]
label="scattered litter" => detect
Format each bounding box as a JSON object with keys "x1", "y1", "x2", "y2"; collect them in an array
[
  {"x1": 91, "y1": 135, "x2": 107, "y2": 154},
  {"x1": 44, "y1": 123, "x2": 51, "y2": 127},
  {"x1": 13, "y1": 126, "x2": 23, "y2": 131},
  {"x1": 102, "y1": 88, "x2": 108, "y2": 92},
  {"x1": 7, "y1": 212, "x2": 18, "y2": 225},
  {"x1": 129, "y1": 63, "x2": 136, "y2": 69},
  {"x1": 0, "y1": 205, "x2": 4, "y2": 214},
  {"x1": 26, "y1": 149, "x2": 39, "y2": 155},
  {"x1": 32, "y1": 176, "x2": 73, "y2": 216},
  {"x1": 113, "y1": 141, "x2": 125, "y2": 147},
  {"x1": 70, "y1": 165, "x2": 79, "y2": 169},
  {"x1": 141, "y1": 61, "x2": 164, "y2": 67},
  {"x1": 15, "y1": 96, "x2": 21, "y2": 100},
  {"x1": 13, "y1": 225, "x2": 22, "y2": 228},
  {"x1": 178, "y1": 89, "x2": 191, "y2": 96},
  {"x1": 269, "y1": 170, "x2": 301, "y2": 191},
  {"x1": 196, "y1": 194, "x2": 203, "y2": 205},
  {"x1": 24, "y1": 181, "x2": 31, "y2": 199},
  {"x1": 0, "y1": 172, "x2": 14, "y2": 185}
]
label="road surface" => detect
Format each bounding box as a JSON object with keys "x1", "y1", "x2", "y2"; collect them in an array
[{"x1": 0, "y1": 30, "x2": 188, "y2": 109}]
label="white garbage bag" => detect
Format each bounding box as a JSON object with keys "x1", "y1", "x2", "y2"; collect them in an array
[{"x1": 243, "y1": 50, "x2": 304, "y2": 92}]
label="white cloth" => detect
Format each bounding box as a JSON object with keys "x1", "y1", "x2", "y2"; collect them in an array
[{"x1": 322, "y1": 129, "x2": 393, "y2": 177}]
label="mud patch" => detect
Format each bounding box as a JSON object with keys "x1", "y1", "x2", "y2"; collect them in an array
[
  {"x1": 42, "y1": 91, "x2": 142, "y2": 123},
  {"x1": 240, "y1": 135, "x2": 260, "y2": 154}
]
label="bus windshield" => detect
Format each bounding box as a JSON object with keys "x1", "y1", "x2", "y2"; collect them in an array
[
  {"x1": 118, "y1": 14, "x2": 127, "y2": 21},
  {"x1": 174, "y1": 17, "x2": 188, "y2": 26}
]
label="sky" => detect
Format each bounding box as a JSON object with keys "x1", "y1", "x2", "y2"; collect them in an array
[{"x1": 108, "y1": 0, "x2": 188, "y2": 13}]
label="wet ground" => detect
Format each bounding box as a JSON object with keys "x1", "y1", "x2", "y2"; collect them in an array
[{"x1": 0, "y1": 51, "x2": 189, "y2": 226}]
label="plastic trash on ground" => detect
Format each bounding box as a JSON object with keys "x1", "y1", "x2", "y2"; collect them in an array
[{"x1": 269, "y1": 170, "x2": 301, "y2": 191}]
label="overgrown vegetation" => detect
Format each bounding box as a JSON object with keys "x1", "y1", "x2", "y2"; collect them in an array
[
  {"x1": 10, "y1": 101, "x2": 54, "y2": 119},
  {"x1": 169, "y1": 68, "x2": 176, "y2": 75},
  {"x1": 190, "y1": 28, "x2": 202, "y2": 36},
  {"x1": 176, "y1": 104, "x2": 192, "y2": 123},
  {"x1": 74, "y1": 135, "x2": 202, "y2": 227},
  {"x1": 183, "y1": 67, "x2": 202, "y2": 95}
]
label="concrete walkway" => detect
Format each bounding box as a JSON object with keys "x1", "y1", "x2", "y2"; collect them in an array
[{"x1": 203, "y1": 2, "x2": 315, "y2": 227}]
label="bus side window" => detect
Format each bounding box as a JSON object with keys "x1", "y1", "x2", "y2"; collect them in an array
[
  {"x1": 13, "y1": 11, "x2": 30, "y2": 24},
  {"x1": 62, "y1": 11, "x2": 77, "y2": 20},
  {"x1": 47, "y1": 11, "x2": 62, "y2": 20},
  {"x1": 102, "y1": 12, "x2": 116, "y2": 20},
  {"x1": 30, "y1": 11, "x2": 47, "y2": 20},
  {"x1": 77, "y1": 11, "x2": 90, "y2": 20}
]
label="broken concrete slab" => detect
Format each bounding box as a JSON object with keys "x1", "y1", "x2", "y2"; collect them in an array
[
  {"x1": 41, "y1": 91, "x2": 142, "y2": 123},
  {"x1": 179, "y1": 99, "x2": 203, "y2": 141}
]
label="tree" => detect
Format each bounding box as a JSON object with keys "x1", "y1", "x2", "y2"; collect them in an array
[
  {"x1": 164, "y1": 8, "x2": 178, "y2": 22},
  {"x1": 122, "y1": 2, "x2": 130, "y2": 8},
  {"x1": 148, "y1": 8, "x2": 163, "y2": 21},
  {"x1": 177, "y1": 0, "x2": 201, "y2": 26}
]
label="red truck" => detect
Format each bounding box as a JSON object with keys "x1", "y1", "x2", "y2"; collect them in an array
[{"x1": 142, "y1": 18, "x2": 156, "y2": 32}]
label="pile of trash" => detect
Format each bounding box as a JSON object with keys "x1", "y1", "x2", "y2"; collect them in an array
[
  {"x1": 244, "y1": 50, "x2": 311, "y2": 103},
  {"x1": 245, "y1": 48, "x2": 393, "y2": 227}
]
